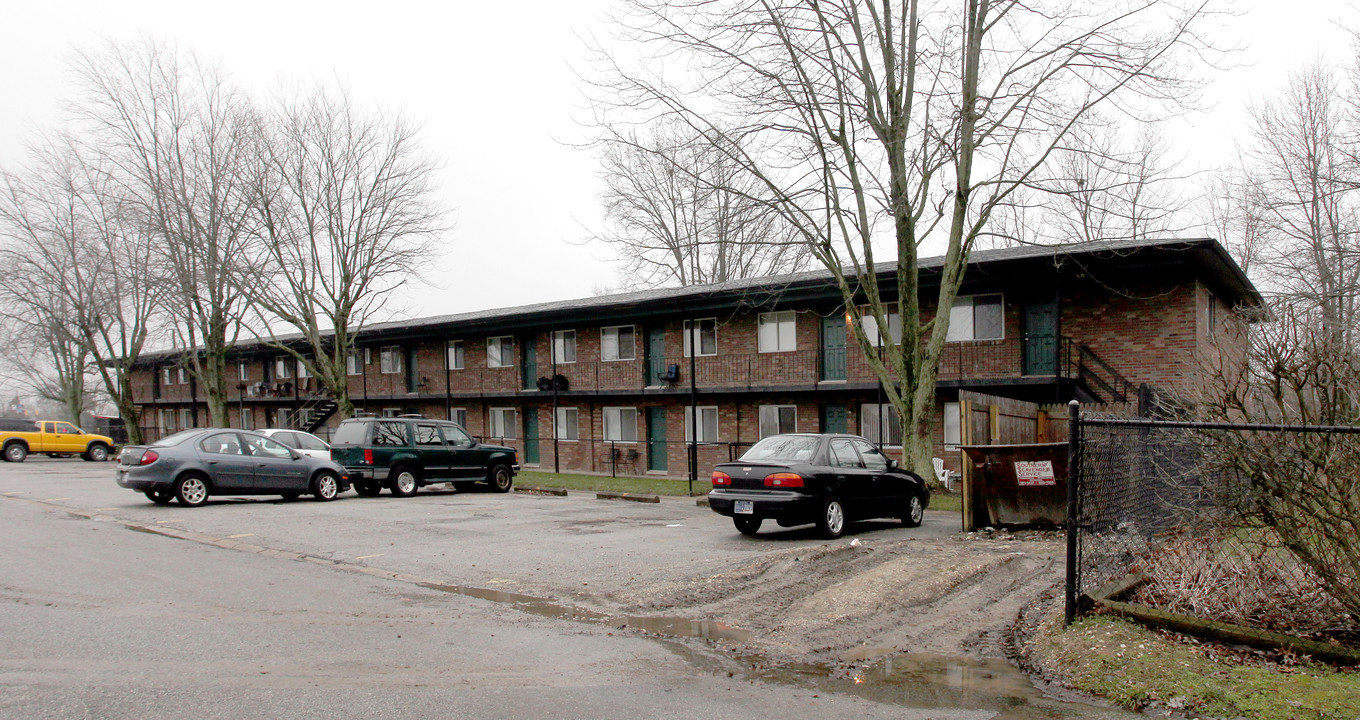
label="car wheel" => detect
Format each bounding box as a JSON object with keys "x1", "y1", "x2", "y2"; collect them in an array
[
  {"x1": 4, "y1": 442, "x2": 28, "y2": 463},
  {"x1": 143, "y1": 489, "x2": 174, "y2": 505},
  {"x1": 84, "y1": 444, "x2": 110, "y2": 462},
  {"x1": 486, "y1": 464, "x2": 513, "y2": 493},
  {"x1": 389, "y1": 467, "x2": 419, "y2": 497},
  {"x1": 733, "y1": 516, "x2": 762, "y2": 536},
  {"x1": 174, "y1": 474, "x2": 210, "y2": 507},
  {"x1": 902, "y1": 493, "x2": 924, "y2": 528},
  {"x1": 817, "y1": 497, "x2": 846, "y2": 539},
  {"x1": 311, "y1": 472, "x2": 339, "y2": 501},
  {"x1": 279, "y1": 492, "x2": 301, "y2": 501},
  {"x1": 354, "y1": 483, "x2": 382, "y2": 497}
]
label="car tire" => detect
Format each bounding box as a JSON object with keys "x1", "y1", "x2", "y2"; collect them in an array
[
  {"x1": 4, "y1": 442, "x2": 28, "y2": 463},
  {"x1": 174, "y1": 473, "x2": 210, "y2": 507},
  {"x1": 733, "y1": 516, "x2": 762, "y2": 536},
  {"x1": 84, "y1": 444, "x2": 110, "y2": 462},
  {"x1": 143, "y1": 489, "x2": 174, "y2": 505},
  {"x1": 902, "y1": 493, "x2": 924, "y2": 528},
  {"x1": 486, "y1": 464, "x2": 513, "y2": 493},
  {"x1": 279, "y1": 492, "x2": 301, "y2": 501},
  {"x1": 817, "y1": 497, "x2": 846, "y2": 539},
  {"x1": 354, "y1": 483, "x2": 382, "y2": 497},
  {"x1": 389, "y1": 466, "x2": 420, "y2": 497},
  {"x1": 311, "y1": 472, "x2": 340, "y2": 501}
]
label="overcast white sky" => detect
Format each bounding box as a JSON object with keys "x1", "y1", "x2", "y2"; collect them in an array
[{"x1": 0, "y1": 0, "x2": 1355, "y2": 323}]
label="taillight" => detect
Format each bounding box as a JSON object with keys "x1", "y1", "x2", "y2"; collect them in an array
[
  {"x1": 363, "y1": 448, "x2": 373, "y2": 465},
  {"x1": 138, "y1": 450, "x2": 159, "y2": 466},
  {"x1": 764, "y1": 472, "x2": 804, "y2": 488},
  {"x1": 711, "y1": 471, "x2": 731, "y2": 486}
]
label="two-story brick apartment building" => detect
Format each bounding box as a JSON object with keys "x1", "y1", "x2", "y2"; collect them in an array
[{"x1": 130, "y1": 237, "x2": 1260, "y2": 479}]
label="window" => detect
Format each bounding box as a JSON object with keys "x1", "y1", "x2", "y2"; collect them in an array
[
  {"x1": 380, "y1": 346, "x2": 403, "y2": 374},
  {"x1": 830, "y1": 439, "x2": 864, "y2": 468},
  {"x1": 244, "y1": 434, "x2": 293, "y2": 459},
  {"x1": 552, "y1": 330, "x2": 577, "y2": 364},
  {"x1": 161, "y1": 367, "x2": 173, "y2": 385},
  {"x1": 449, "y1": 408, "x2": 468, "y2": 427},
  {"x1": 414, "y1": 423, "x2": 443, "y2": 446},
  {"x1": 276, "y1": 408, "x2": 294, "y2": 428},
  {"x1": 1205, "y1": 290, "x2": 1218, "y2": 338},
  {"x1": 685, "y1": 406, "x2": 719, "y2": 443},
  {"x1": 178, "y1": 367, "x2": 189, "y2": 384},
  {"x1": 946, "y1": 294, "x2": 1004, "y2": 342},
  {"x1": 238, "y1": 361, "x2": 249, "y2": 381},
  {"x1": 862, "y1": 312, "x2": 902, "y2": 345},
  {"x1": 758, "y1": 405, "x2": 797, "y2": 438},
  {"x1": 487, "y1": 336, "x2": 514, "y2": 368},
  {"x1": 860, "y1": 403, "x2": 903, "y2": 445},
  {"x1": 294, "y1": 432, "x2": 328, "y2": 452},
  {"x1": 603, "y1": 407, "x2": 638, "y2": 442},
  {"x1": 489, "y1": 408, "x2": 517, "y2": 439},
  {"x1": 297, "y1": 356, "x2": 312, "y2": 379},
  {"x1": 381, "y1": 407, "x2": 403, "y2": 418},
  {"x1": 159, "y1": 409, "x2": 175, "y2": 433},
  {"x1": 347, "y1": 349, "x2": 363, "y2": 375},
  {"x1": 373, "y1": 421, "x2": 410, "y2": 446},
  {"x1": 238, "y1": 408, "x2": 254, "y2": 430},
  {"x1": 447, "y1": 340, "x2": 464, "y2": 370},
  {"x1": 274, "y1": 356, "x2": 292, "y2": 380},
  {"x1": 600, "y1": 326, "x2": 636, "y2": 361},
  {"x1": 442, "y1": 423, "x2": 474, "y2": 447},
  {"x1": 54, "y1": 422, "x2": 79, "y2": 434},
  {"x1": 758, "y1": 311, "x2": 797, "y2": 353},
  {"x1": 555, "y1": 407, "x2": 579, "y2": 441},
  {"x1": 943, "y1": 401, "x2": 961, "y2": 450},
  {"x1": 199, "y1": 433, "x2": 243, "y2": 455},
  {"x1": 850, "y1": 437, "x2": 890, "y2": 472},
  {"x1": 682, "y1": 318, "x2": 717, "y2": 357},
  {"x1": 178, "y1": 408, "x2": 193, "y2": 429}
]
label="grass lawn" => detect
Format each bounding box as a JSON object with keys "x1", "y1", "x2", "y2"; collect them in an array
[
  {"x1": 515, "y1": 469, "x2": 964, "y2": 514},
  {"x1": 1039, "y1": 614, "x2": 1360, "y2": 719}
]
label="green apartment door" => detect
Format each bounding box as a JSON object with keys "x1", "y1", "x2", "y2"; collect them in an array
[
  {"x1": 821, "y1": 315, "x2": 847, "y2": 381},
  {"x1": 645, "y1": 327, "x2": 666, "y2": 385},
  {"x1": 1023, "y1": 297, "x2": 1060, "y2": 375},
  {"x1": 646, "y1": 407, "x2": 667, "y2": 472},
  {"x1": 521, "y1": 337, "x2": 538, "y2": 390},
  {"x1": 522, "y1": 409, "x2": 539, "y2": 464},
  {"x1": 820, "y1": 404, "x2": 848, "y2": 433}
]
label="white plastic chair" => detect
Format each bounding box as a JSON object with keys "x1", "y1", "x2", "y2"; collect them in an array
[{"x1": 932, "y1": 457, "x2": 949, "y2": 490}]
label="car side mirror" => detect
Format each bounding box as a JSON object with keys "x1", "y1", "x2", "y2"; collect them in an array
[{"x1": 888, "y1": 458, "x2": 899, "y2": 470}]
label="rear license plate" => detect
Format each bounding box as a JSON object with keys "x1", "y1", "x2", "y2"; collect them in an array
[{"x1": 734, "y1": 500, "x2": 753, "y2": 515}]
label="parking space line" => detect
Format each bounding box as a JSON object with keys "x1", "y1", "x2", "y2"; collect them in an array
[
  {"x1": 41, "y1": 498, "x2": 70, "y2": 502},
  {"x1": 355, "y1": 554, "x2": 383, "y2": 560},
  {"x1": 227, "y1": 533, "x2": 255, "y2": 539},
  {"x1": 93, "y1": 507, "x2": 118, "y2": 511},
  {"x1": 3, "y1": 491, "x2": 26, "y2": 496}
]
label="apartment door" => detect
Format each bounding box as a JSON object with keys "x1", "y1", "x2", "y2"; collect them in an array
[
  {"x1": 1023, "y1": 296, "x2": 1060, "y2": 376},
  {"x1": 646, "y1": 407, "x2": 667, "y2": 472},
  {"x1": 522, "y1": 409, "x2": 539, "y2": 464},
  {"x1": 406, "y1": 347, "x2": 420, "y2": 393},
  {"x1": 820, "y1": 315, "x2": 847, "y2": 381},
  {"x1": 521, "y1": 337, "x2": 538, "y2": 390},
  {"x1": 644, "y1": 327, "x2": 666, "y2": 386},
  {"x1": 820, "y1": 404, "x2": 848, "y2": 433}
]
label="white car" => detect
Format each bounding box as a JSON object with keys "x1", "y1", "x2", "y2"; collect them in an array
[{"x1": 258, "y1": 428, "x2": 332, "y2": 461}]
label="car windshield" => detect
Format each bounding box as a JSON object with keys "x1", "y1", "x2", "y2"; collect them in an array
[
  {"x1": 740, "y1": 435, "x2": 820, "y2": 463},
  {"x1": 151, "y1": 430, "x2": 202, "y2": 447},
  {"x1": 331, "y1": 422, "x2": 371, "y2": 446}
]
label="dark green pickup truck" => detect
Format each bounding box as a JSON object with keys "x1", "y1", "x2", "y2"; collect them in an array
[{"x1": 329, "y1": 415, "x2": 519, "y2": 497}]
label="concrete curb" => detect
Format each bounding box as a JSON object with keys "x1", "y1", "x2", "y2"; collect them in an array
[
  {"x1": 514, "y1": 485, "x2": 569, "y2": 496},
  {"x1": 694, "y1": 497, "x2": 710, "y2": 507},
  {"x1": 595, "y1": 491, "x2": 660, "y2": 504}
]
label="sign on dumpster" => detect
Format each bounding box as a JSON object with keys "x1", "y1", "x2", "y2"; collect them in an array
[{"x1": 1014, "y1": 460, "x2": 1056, "y2": 486}]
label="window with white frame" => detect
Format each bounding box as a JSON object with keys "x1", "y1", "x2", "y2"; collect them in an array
[
  {"x1": 600, "y1": 326, "x2": 636, "y2": 361},
  {"x1": 160, "y1": 367, "x2": 172, "y2": 386},
  {"x1": 178, "y1": 367, "x2": 189, "y2": 384},
  {"x1": 555, "y1": 407, "x2": 579, "y2": 441},
  {"x1": 487, "y1": 336, "x2": 514, "y2": 368},
  {"x1": 682, "y1": 318, "x2": 717, "y2": 357},
  {"x1": 946, "y1": 294, "x2": 1004, "y2": 342},
  {"x1": 861, "y1": 312, "x2": 902, "y2": 345},
  {"x1": 159, "y1": 408, "x2": 175, "y2": 433},
  {"x1": 447, "y1": 340, "x2": 464, "y2": 370},
  {"x1": 685, "y1": 406, "x2": 720, "y2": 443},
  {"x1": 274, "y1": 356, "x2": 292, "y2": 380},
  {"x1": 238, "y1": 407, "x2": 254, "y2": 430},
  {"x1": 277, "y1": 408, "x2": 294, "y2": 427},
  {"x1": 347, "y1": 349, "x2": 362, "y2": 375},
  {"x1": 381, "y1": 407, "x2": 403, "y2": 418},
  {"x1": 489, "y1": 407, "x2": 517, "y2": 439},
  {"x1": 178, "y1": 408, "x2": 193, "y2": 429},
  {"x1": 1205, "y1": 290, "x2": 1218, "y2": 338},
  {"x1": 297, "y1": 356, "x2": 312, "y2": 379},
  {"x1": 552, "y1": 330, "x2": 577, "y2": 364},
  {"x1": 758, "y1": 311, "x2": 797, "y2": 353},
  {"x1": 380, "y1": 346, "x2": 403, "y2": 374},
  {"x1": 603, "y1": 407, "x2": 638, "y2": 442},
  {"x1": 758, "y1": 405, "x2": 797, "y2": 438},
  {"x1": 860, "y1": 403, "x2": 903, "y2": 445},
  {"x1": 238, "y1": 361, "x2": 249, "y2": 381},
  {"x1": 943, "y1": 402, "x2": 961, "y2": 450},
  {"x1": 449, "y1": 408, "x2": 467, "y2": 428}
]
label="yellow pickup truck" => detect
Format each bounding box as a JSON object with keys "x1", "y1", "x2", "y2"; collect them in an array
[{"x1": 0, "y1": 420, "x2": 116, "y2": 463}]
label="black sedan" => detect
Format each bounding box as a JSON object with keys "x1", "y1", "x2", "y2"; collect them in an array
[
  {"x1": 116, "y1": 428, "x2": 351, "y2": 506},
  {"x1": 707, "y1": 433, "x2": 930, "y2": 538}
]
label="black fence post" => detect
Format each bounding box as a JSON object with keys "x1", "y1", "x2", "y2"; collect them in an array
[{"x1": 1065, "y1": 399, "x2": 1081, "y2": 627}]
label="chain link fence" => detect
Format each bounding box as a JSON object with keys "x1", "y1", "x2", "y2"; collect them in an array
[{"x1": 1068, "y1": 411, "x2": 1360, "y2": 646}]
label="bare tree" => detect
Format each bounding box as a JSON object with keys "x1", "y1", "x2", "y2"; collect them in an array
[
  {"x1": 596, "y1": 0, "x2": 1215, "y2": 474},
  {"x1": 0, "y1": 135, "x2": 160, "y2": 443},
  {"x1": 245, "y1": 83, "x2": 445, "y2": 420},
  {"x1": 594, "y1": 118, "x2": 810, "y2": 288},
  {"x1": 70, "y1": 38, "x2": 261, "y2": 428}
]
